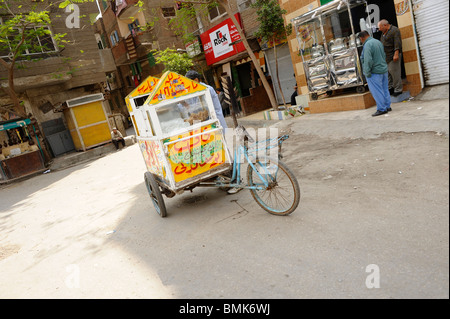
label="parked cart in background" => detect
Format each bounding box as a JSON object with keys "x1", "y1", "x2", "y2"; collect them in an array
[
  {"x1": 292, "y1": 0, "x2": 373, "y2": 100},
  {"x1": 126, "y1": 71, "x2": 300, "y2": 217}
]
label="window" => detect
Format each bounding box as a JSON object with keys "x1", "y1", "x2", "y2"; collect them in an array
[
  {"x1": 130, "y1": 62, "x2": 142, "y2": 76},
  {"x1": 156, "y1": 95, "x2": 211, "y2": 136},
  {"x1": 237, "y1": 0, "x2": 255, "y2": 12},
  {"x1": 0, "y1": 24, "x2": 57, "y2": 58},
  {"x1": 208, "y1": 3, "x2": 226, "y2": 21},
  {"x1": 110, "y1": 30, "x2": 120, "y2": 46},
  {"x1": 95, "y1": 33, "x2": 105, "y2": 49},
  {"x1": 162, "y1": 7, "x2": 176, "y2": 18},
  {"x1": 128, "y1": 20, "x2": 140, "y2": 36},
  {"x1": 101, "y1": 0, "x2": 109, "y2": 11}
]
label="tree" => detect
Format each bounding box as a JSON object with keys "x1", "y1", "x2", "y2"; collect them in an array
[
  {"x1": 0, "y1": 0, "x2": 92, "y2": 118},
  {"x1": 171, "y1": 0, "x2": 279, "y2": 109},
  {"x1": 152, "y1": 47, "x2": 193, "y2": 75},
  {"x1": 252, "y1": 0, "x2": 292, "y2": 108}
]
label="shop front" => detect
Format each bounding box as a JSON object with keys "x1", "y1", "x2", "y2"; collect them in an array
[
  {"x1": 283, "y1": 0, "x2": 425, "y2": 113},
  {"x1": 199, "y1": 13, "x2": 273, "y2": 116},
  {"x1": 0, "y1": 119, "x2": 46, "y2": 183}
]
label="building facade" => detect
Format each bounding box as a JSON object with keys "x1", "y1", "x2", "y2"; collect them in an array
[
  {"x1": 281, "y1": 0, "x2": 438, "y2": 105},
  {"x1": 94, "y1": 0, "x2": 186, "y2": 117},
  {"x1": 187, "y1": 0, "x2": 296, "y2": 115},
  {"x1": 1, "y1": 0, "x2": 116, "y2": 182}
]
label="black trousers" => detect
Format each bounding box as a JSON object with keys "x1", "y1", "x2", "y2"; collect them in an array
[
  {"x1": 112, "y1": 138, "x2": 125, "y2": 149},
  {"x1": 291, "y1": 91, "x2": 298, "y2": 106}
]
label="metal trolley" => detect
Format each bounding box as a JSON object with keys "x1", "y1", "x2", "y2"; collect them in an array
[
  {"x1": 292, "y1": 0, "x2": 373, "y2": 100},
  {"x1": 126, "y1": 71, "x2": 301, "y2": 217}
]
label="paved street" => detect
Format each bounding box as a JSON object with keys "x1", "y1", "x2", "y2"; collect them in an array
[{"x1": 0, "y1": 95, "x2": 448, "y2": 299}]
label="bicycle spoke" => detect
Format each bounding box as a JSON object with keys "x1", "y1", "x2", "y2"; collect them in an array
[{"x1": 247, "y1": 158, "x2": 300, "y2": 215}]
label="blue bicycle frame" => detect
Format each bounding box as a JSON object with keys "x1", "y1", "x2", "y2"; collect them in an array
[{"x1": 214, "y1": 135, "x2": 288, "y2": 190}]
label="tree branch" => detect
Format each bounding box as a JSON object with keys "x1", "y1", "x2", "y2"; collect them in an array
[{"x1": 177, "y1": 0, "x2": 213, "y2": 4}]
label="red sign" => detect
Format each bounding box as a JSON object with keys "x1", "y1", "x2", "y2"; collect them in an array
[{"x1": 200, "y1": 13, "x2": 246, "y2": 65}]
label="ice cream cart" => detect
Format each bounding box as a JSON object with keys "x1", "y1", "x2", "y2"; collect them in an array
[
  {"x1": 126, "y1": 71, "x2": 233, "y2": 216},
  {"x1": 292, "y1": 0, "x2": 373, "y2": 100},
  {"x1": 126, "y1": 71, "x2": 301, "y2": 218},
  {"x1": 125, "y1": 75, "x2": 160, "y2": 137}
]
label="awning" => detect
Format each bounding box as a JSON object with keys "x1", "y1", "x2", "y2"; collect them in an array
[{"x1": 0, "y1": 119, "x2": 31, "y2": 131}]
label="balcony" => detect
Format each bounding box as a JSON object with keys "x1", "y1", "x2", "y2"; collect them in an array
[
  {"x1": 0, "y1": 56, "x2": 72, "y2": 92},
  {"x1": 110, "y1": 31, "x2": 154, "y2": 65},
  {"x1": 98, "y1": 48, "x2": 116, "y2": 73},
  {"x1": 116, "y1": 0, "x2": 141, "y2": 19}
]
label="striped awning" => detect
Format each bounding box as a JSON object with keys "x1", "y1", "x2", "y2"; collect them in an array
[{"x1": 0, "y1": 119, "x2": 31, "y2": 131}]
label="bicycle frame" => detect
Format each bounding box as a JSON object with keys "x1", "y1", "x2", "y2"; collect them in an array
[{"x1": 213, "y1": 138, "x2": 285, "y2": 191}]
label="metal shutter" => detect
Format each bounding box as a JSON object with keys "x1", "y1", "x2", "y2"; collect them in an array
[
  {"x1": 413, "y1": 0, "x2": 449, "y2": 85},
  {"x1": 265, "y1": 44, "x2": 296, "y2": 105}
]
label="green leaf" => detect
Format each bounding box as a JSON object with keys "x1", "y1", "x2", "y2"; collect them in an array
[{"x1": 59, "y1": 0, "x2": 72, "y2": 9}]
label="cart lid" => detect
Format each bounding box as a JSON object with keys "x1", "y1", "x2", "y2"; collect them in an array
[
  {"x1": 126, "y1": 75, "x2": 160, "y2": 100},
  {"x1": 144, "y1": 71, "x2": 208, "y2": 106}
]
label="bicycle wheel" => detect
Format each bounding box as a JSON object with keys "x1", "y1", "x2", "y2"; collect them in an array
[
  {"x1": 247, "y1": 157, "x2": 300, "y2": 215},
  {"x1": 144, "y1": 172, "x2": 167, "y2": 217}
]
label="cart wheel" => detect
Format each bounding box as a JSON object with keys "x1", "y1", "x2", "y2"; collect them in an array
[
  {"x1": 311, "y1": 93, "x2": 318, "y2": 100},
  {"x1": 356, "y1": 85, "x2": 366, "y2": 93},
  {"x1": 247, "y1": 157, "x2": 300, "y2": 216},
  {"x1": 144, "y1": 172, "x2": 167, "y2": 218}
]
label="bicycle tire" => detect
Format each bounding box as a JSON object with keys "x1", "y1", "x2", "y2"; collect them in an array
[
  {"x1": 144, "y1": 172, "x2": 167, "y2": 218},
  {"x1": 247, "y1": 158, "x2": 300, "y2": 216}
]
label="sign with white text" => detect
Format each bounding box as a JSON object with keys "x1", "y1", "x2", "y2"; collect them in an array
[{"x1": 200, "y1": 13, "x2": 245, "y2": 65}]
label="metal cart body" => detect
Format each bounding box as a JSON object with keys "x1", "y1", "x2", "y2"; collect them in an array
[
  {"x1": 292, "y1": 0, "x2": 373, "y2": 99},
  {"x1": 126, "y1": 71, "x2": 232, "y2": 195}
]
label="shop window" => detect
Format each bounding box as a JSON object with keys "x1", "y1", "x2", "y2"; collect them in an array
[{"x1": 208, "y1": 3, "x2": 226, "y2": 21}]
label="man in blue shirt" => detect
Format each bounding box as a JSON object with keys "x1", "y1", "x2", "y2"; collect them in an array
[
  {"x1": 185, "y1": 70, "x2": 228, "y2": 129},
  {"x1": 358, "y1": 31, "x2": 392, "y2": 117}
]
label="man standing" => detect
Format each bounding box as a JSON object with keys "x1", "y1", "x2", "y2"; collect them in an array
[
  {"x1": 185, "y1": 70, "x2": 228, "y2": 130},
  {"x1": 378, "y1": 19, "x2": 403, "y2": 96},
  {"x1": 358, "y1": 30, "x2": 392, "y2": 117}
]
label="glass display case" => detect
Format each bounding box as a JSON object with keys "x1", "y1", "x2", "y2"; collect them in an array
[
  {"x1": 156, "y1": 95, "x2": 211, "y2": 136},
  {"x1": 292, "y1": 0, "x2": 372, "y2": 100}
]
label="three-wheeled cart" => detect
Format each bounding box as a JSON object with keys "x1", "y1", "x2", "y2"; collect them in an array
[
  {"x1": 292, "y1": 0, "x2": 373, "y2": 100},
  {"x1": 126, "y1": 71, "x2": 300, "y2": 217}
]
